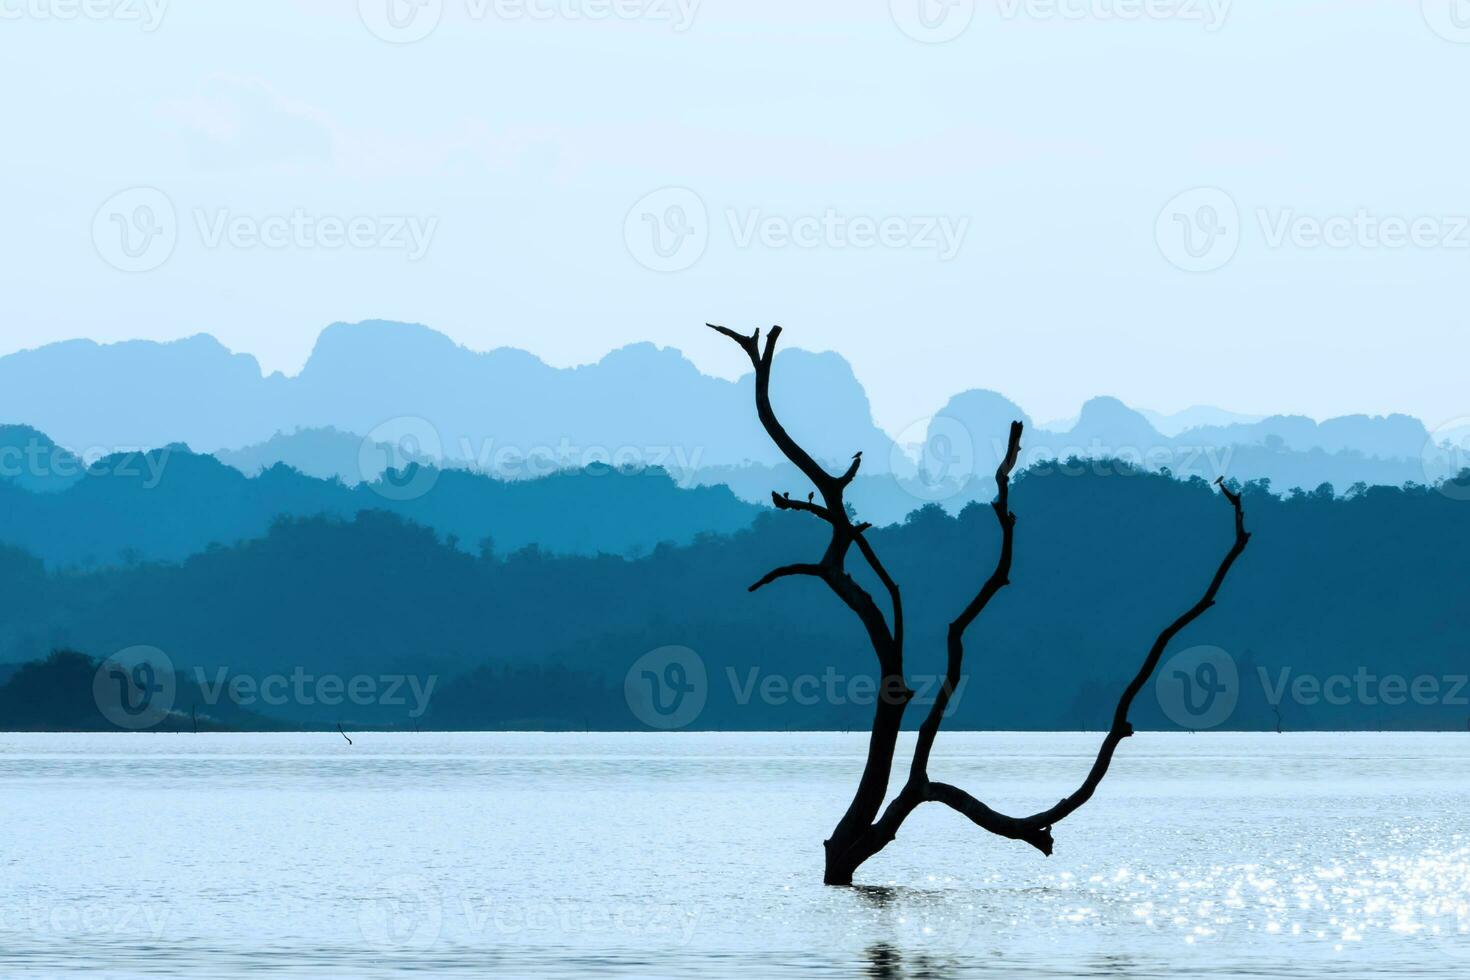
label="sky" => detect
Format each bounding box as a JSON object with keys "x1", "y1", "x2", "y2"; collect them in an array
[{"x1": 1, "y1": 0, "x2": 1468, "y2": 436}]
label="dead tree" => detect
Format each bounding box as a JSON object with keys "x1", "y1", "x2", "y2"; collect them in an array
[{"x1": 709, "y1": 324, "x2": 1251, "y2": 886}]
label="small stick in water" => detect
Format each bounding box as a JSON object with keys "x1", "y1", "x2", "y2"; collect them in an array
[{"x1": 338, "y1": 722, "x2": 353, "y2": 745}]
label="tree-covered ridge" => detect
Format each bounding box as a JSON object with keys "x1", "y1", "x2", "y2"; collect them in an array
[
  {"x1": 0, "y1": 430, "x2": 759, "y2": 567},
  {"x1": 1, "y1": 462, "x2": 1466, "y2": 731}
]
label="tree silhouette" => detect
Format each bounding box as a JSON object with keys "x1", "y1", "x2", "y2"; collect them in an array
[{"x1": 709, "y1": 324, "x2": 1251, "y2": 885}]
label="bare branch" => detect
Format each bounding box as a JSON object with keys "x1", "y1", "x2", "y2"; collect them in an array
[
  {"x1": 926, "y1": 783, "x2": 1054, "y2": 855},
  {"x1": 1009, "y1": 480, "x2": 1251, "y2": 837},
  {"x1": 748, "y1": 563, "x2": 825, "y2": 593},
  {"x1": 771, "y1": 491, "x2": 834, "y2": 522},
  {"x1": 711, "y1": 323, "x2": 841, "y2": 503},
  {"x1": 883, "y1": 482, "x2": 1250, "y2": 861},
  {"x1": 852, "y1": 529, "x2": 903, "y2": 654},
  {"x1": 844, "y1": 451, "x2": 1250, "y2": 874},
  {"x1": 950, "y1": 420, "x2": 1024, "y2": 637},
  {"x1": 910, "y1": 420, "x2": 1024, "y2": 781},
  {"x1": 706, "y1": 323, "x2": 760, "y2": 363}
]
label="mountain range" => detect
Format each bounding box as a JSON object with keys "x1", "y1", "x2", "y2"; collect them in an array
[
  {"x1": 0, "y1": 321, "x2": 894, "y2": 472},
  {"x1": 2, "y1": 322, "x2": 1464, "y2": 528}
]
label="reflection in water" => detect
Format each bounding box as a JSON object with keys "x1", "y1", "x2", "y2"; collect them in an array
[
  {"x1": 860, "y1": 942, "x2": 965, "y2": 980},
  {"x1": 862, "y1": 943, "x2": 903, "y2": 980},
  {"x1": 852, "y1": 887, "x2": 961, "y2": 980}
]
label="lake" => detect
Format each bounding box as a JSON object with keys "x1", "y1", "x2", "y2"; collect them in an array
[{"x1": 0, "y1": 732, "x2": 1466, "y2": 978}]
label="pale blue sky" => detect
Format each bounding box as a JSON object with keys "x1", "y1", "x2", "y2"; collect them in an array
[{"x1": 1, "y1": 1, "x2": 1467, "y2": 434}]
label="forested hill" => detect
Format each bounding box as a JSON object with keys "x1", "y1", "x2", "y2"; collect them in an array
[
  {"x1": 0, "y1": 429, "x2": 758, "y2": 566},
  {"x1": 2, "y1": 463, "x2": 1467, "y2": 732}
]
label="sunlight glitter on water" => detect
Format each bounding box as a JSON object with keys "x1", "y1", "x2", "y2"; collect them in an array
[{"x1": 1025, "y1": 843, "x2": 1470, "y2": 954}]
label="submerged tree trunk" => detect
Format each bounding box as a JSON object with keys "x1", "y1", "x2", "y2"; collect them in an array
[{"x1": 709, "y1": 324, "x2": 1252, "y2": 886}]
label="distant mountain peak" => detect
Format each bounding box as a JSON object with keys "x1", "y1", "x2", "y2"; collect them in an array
[
  {"x1": 303, "y1": 319, "x2": 468, "y2": 369},
  {"x1": 593, "y1": 342, "x2": 701, "y2": 374},
  {"x1": 1077, "y1": 395, "x2": 1143, "y2": 418},
  {"x1": 937, "y1": 388, "x2": 1029, "y2": 419},
  {"x1": 1074, "y1": 396, "x2": 1156, "y2": 429}
]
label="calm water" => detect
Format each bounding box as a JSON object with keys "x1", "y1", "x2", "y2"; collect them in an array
[{"x1": 0, "y1": 732, "x2": 1466, "y2": 978}]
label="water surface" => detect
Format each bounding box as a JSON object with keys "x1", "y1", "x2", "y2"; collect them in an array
[{"x1": 1, "y1": 732, "x2": 1466, "y2": 977}]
